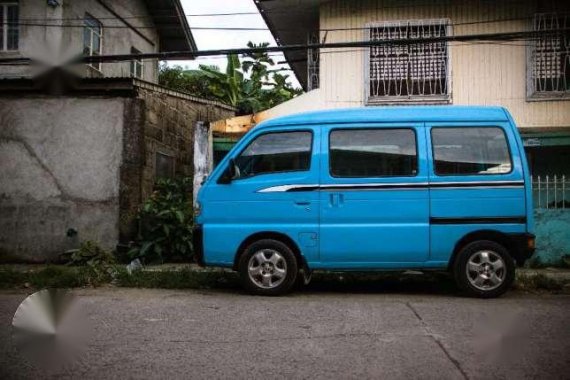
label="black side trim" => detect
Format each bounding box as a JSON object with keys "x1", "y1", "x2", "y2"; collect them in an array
[
  {"x1": 430, "y1": 216, "x2": 527, "y2": 224},
  {"x1": 282, "y1": 181, "x2": 524, "y2": 192},
  {"x1": 429, "y1": 181, "x2": 523, "y2": 188},
  {"x1": 287, "y1": 185, "x2": 320, "y2": 192}
]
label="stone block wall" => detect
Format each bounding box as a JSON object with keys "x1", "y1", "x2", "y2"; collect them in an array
[{"x1": 118, "y1": 85, "x2": 234, "y2": 243}]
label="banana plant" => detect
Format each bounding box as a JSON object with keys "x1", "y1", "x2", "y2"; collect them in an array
[{"x1": 159, "y1": 41, "x2": 302, "y2": 115}]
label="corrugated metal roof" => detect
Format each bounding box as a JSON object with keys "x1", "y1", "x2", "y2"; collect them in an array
[{"x1": 0, "y1": 72, "x2": 235, "y2": 111}]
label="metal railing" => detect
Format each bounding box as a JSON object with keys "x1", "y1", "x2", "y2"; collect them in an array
[{"x1": 532, "y1": 175, "x2": 570, "y2": 209}]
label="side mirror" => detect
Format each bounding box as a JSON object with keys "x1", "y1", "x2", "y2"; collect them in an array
[{"x1": 218, "y1": 158, "x2": 240, "y2": 184}]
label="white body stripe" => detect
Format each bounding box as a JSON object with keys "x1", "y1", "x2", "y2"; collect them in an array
[{"x1": 257, "y1": 181, "x2": 524, "y2": 193}]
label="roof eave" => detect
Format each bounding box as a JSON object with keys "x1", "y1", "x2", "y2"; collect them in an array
[
  {"x1": 144, "y1": 0, "x2": 197, "y2": 54},
  {"x1": 253, "y1": 0, "x2": 320, "y2": 91}
]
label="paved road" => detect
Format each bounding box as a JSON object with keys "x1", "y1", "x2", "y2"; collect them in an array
[{"x1": 1, "y1": 286, "x2": 569, "y2": 379}]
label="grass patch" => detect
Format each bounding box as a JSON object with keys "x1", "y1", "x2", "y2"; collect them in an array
[
  {"x1": 114, "y1": 267, "x2": 239, "y2": 289},
  {"x1": 0, "y1": 266, "x2": 92, "y2": 289},
  {"x1": 514, "y1": 272, "x2": 565, "y2": 292},
  {"x1": 1, "y1": 265, "x2": 568, "y2": 294}
]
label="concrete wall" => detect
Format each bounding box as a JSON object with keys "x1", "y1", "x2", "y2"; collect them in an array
[
  {"x1": 0, "y1": 82, "x2": 234, "y2": 262},
  {"x1": 0, "y1": 0, "x2": 159, "y2": 82},
  {"x1": 0, "y1": 97, "x2": 124, "y2": 262},
  {"x1": 534, "y1": 209, "x2": 570, "y2": 266}
]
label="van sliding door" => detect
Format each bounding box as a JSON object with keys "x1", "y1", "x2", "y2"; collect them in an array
[{"x1": 318, "y1": 124, "x2": 430, "y2": 268}]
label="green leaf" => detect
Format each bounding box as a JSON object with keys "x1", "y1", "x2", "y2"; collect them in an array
[{"x1": 140, "y1": 241, "x2": 154, "y2": 257}]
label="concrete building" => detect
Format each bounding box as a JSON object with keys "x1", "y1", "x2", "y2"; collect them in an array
[
  {"x1": 1, "y1": 0, "x2": 195, "y2": 81},
  {"x1": 255, "y1": 0, "x2": 570, "y2": 177},
  {"x1": 0, "y1": 1, "x2": 235, "y2": 262}
]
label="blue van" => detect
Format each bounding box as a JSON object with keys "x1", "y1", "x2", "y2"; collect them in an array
[{"x1": 194, "y1": 106, "x2": 535, "y2": 298}]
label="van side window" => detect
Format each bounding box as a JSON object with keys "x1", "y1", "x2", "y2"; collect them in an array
[
  {"x1": 235, "y1": 131, "x2": 312, "y2": 177},
  {"x1": 329, "y1": 129, "x2": 417, "y2": 177},
  {"x1": 431, "y1": 127, "x2": 512, "y2": 175}
]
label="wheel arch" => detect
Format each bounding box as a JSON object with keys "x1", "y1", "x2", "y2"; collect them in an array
[
  {"x1": 448, "y1": 229, "x2": 518, "y2": 270},
  {"x1": 233, "y1": 231, "x2": 307, "y2": 271}
]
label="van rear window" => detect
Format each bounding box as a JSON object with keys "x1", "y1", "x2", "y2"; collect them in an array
[
  {"x1": 431, "y1": 127, "x2": 512, "y2": 175},
  {"x1": 329, "y1": 128, "x2": 417, "y2": 177}
]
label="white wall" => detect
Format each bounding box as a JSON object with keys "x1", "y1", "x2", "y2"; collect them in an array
[{"x1": 262, "y1": 0, "x2": 570, "y2": 130}]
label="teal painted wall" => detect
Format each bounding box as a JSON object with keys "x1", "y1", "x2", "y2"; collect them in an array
[{"x1": 533, "y1": 209, "x2": 570, "y2": 265}]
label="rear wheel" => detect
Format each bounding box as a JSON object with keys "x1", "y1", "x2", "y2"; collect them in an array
[
  {"x1": 453, "y1": 240, "x2": 515, "y2": 298},
  {"x1": 238, "y1": 239, "x2": 298, "y2": 296}
]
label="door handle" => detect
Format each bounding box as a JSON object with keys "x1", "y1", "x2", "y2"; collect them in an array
[
  {"x1": 330, "y1": 193, "x2": 339, "y2": 206},
  {"x1": 329, "y1": 193, "x2": 344, "y2": 207},
  {"x1": 294, "y1": 200, "x2": 311, "y2": 206}
]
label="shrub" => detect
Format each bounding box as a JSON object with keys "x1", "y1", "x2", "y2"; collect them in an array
[
  {"x1": 60, "y1": 240, "x2": 116, "y2": 285},
  {"x1": 129, "y1": 177, "x2": 194, "y2": 263}
]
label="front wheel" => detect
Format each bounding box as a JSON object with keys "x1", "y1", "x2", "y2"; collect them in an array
[
  {"x1": 238, "y1": 239, "x2": 298, "y2": 296},
  {"x1": 453, "y1": 240, "x2": 515, "y2": 298}
]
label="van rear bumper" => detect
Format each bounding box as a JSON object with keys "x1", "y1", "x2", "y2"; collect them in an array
[
  {"x1": 508, "y1": 233, "x2": 536, "y2": 265},
  {"x1": 193, "y1": 224, "x2": 205, "y2": 267}
]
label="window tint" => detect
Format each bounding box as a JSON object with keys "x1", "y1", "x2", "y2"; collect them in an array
[
  {"x1": 431, "y1": 127, "x2": 512, "y2": 175},
  {"x1": 330, "y1": 129, "x2": 417, "y2": 177},
  {"x1": 235, "y1": 131, "x2": 312, "y2": 177}
]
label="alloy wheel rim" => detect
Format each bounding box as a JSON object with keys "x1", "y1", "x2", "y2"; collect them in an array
[
  {"x1": 248, "y1": 249, "x2": 287, "y2": 289},
  {"x1": 466, "y1": 250, "x2": 506, "y2": 291}
]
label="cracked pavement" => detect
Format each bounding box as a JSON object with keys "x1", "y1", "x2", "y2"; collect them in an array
[{"x1": 1, "y1": 287, "x2": 569, "y2": 379}]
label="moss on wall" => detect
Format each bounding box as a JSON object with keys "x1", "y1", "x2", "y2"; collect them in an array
[{"x1": 533, "y1": 209, "x2": 570, "y2": 266}]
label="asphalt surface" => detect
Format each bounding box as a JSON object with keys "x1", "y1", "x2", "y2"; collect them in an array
[{"x1": 1, "y1": 286, "x2": 569, "y2": 380}]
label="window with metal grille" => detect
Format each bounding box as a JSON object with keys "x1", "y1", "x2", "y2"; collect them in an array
[
  {"x1": 0, "y1": 2, "x2": 18, "y2": 51},
  {"x1": 366, "y1": 19, "x2": 450, "y2": 104},
  {"x1": 307, "y1": 31, "x2": 320, "y2": 91},
  {"x1": 83, "y1": 14, "x2": 102, "y2": 71},
  {"x1": 130, "y1": 47, "x2": 143, "y2": 79},
  {"x1": 527, "y1": 13, "x2": 570, "y2": 99}
]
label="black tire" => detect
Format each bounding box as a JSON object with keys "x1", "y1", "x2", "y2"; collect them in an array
[
  {"x1": 238, "y1": 239, "x2": 298, "y2": 296},
  {"x1": 453, "y1": 240, "x2": 515, "y2": 298}
]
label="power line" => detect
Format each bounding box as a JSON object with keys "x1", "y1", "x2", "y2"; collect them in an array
[
  {"x1": 79, "y1": 28, "x2": 570, "y2": 63},
  {"x1": 10, "y1": 14, "x2": 568, "y2": 31},
  {"x1": 13, "y1": 0, "x2": 543, "y2": 22},
  {"x1": 10, "y1": 22, "x2": 269, "y2": 30},
  {"x1": 0, "y1": 28, "x2": 567, "y2": 65}
]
